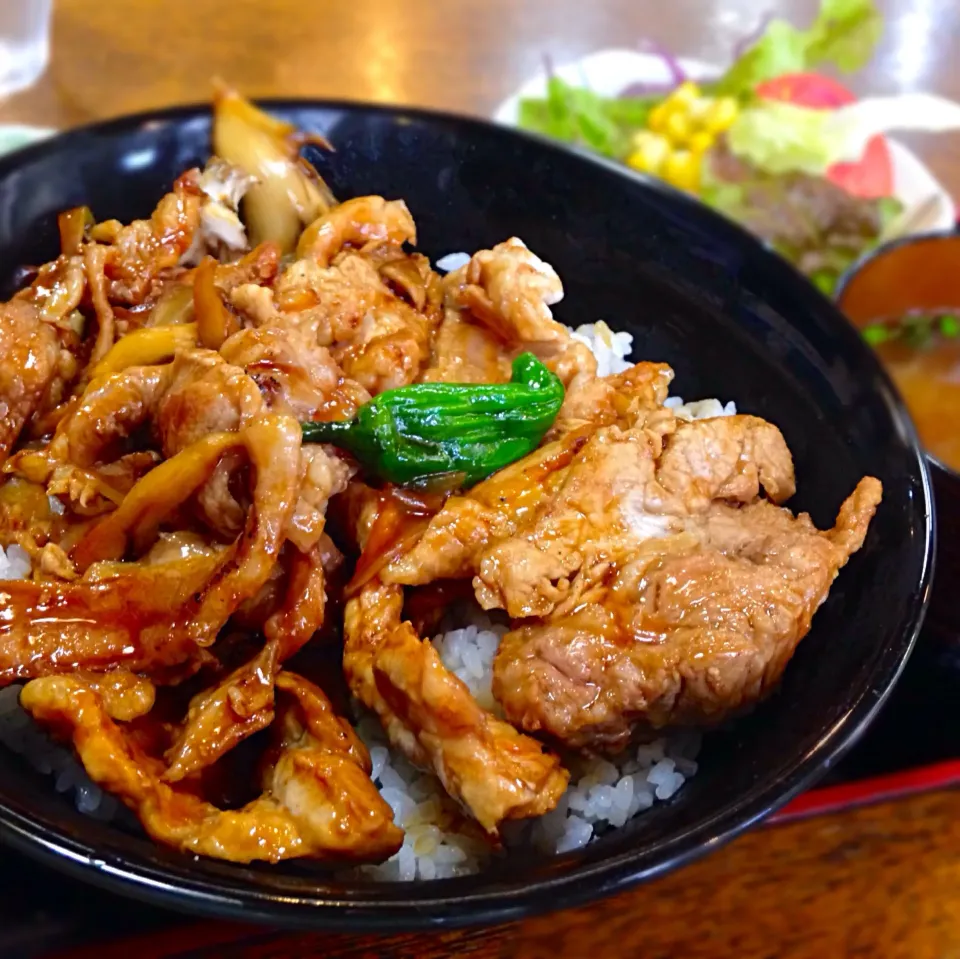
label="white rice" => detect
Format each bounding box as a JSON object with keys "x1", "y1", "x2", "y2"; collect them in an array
[
  {"x1": 432, "y1": 620, "x2": 507, "y2": 713},
  {"x1": 0, "y1": 320, "x2": 733, "y2": 879},
  {"x1": 666, "y1": 396, "x2": 738, "y2": 421},
  {"x1": 0, "y1": 543, "x2": 31, "y2": 580},
  {"x1": 0, "y1": 685, "x2": 119, "y2": 821},
  {"x1": 569, "y1": 320, "x2": 635, "y2": 377},
  {"x1": 435, "y1": 251, "x2": 471, "y2": 273},
  {"x1": 357, "y1": 606, "x2": 703, "y2": 880},
  {"x1": 355, "y1": 712, "x2": 492, "y2": 881},
  {"x1": 526, "y1": 732, "x2": 701, "y2": 855}
]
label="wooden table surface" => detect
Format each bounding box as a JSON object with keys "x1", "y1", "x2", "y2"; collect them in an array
[{"x1": 3, "y1": 1, "x2": 960, "y2": 957}]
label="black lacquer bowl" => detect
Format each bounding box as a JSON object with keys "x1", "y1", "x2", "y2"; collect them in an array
[{"x1": 0, "y1": 102, "x2": 935, "y2": 931}]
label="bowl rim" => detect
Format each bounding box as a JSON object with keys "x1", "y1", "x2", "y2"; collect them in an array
[
  {"x1": 0, "y1": 97, "x2": 937, "y2": 931},
  {"x1": 835, "y1": 227, "x2": 960, "y2": 304}
]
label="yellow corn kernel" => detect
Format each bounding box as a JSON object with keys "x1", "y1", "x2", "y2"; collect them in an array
[
  {"x1": 670, "y1": 81, "x2": 701, "y2": 108},
  {"x1": 702, "y1": 97, "x2": 739, "y2": 135},
  {"x1": 664, "y1": 109, "x2": 692, "y2": 146},
  {"x1": 626, "y1": 131, "x2": 671, "y2": 174},
  {"x1": 625, "y1": 150, "x2": 662, "y2": 175},
  {"x1": 647, "y1": 101, "x2": 670, "y2": 133},
  {"x1": 688, "y1": 130, "x2": 715, "y2": 154},
  {"x1": 686, "y1": 96, "x2": 713, "y2": 125},
  {"x1": 662, "y1": 150, "x2": 701, "y2": 193},
  {"x1": 631, "y1": 128, "x2": 663, "y2": 151}
]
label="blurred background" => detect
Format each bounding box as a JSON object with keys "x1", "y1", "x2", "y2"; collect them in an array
[{"x1": 1, "y1": 0, "x2": 959, "y2": 195}]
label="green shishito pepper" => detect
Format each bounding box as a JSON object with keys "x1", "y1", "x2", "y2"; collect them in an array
[{"x1": 301, "y1": 352, "x2": 564, "y2": 487}]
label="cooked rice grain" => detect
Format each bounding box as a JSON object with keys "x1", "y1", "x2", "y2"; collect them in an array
[
  {"x1": 355, "y1": 609, "x2": 701, "y2": 880},
  {"x1": 0, "y1": 684, "x2": 119, "y2": 821},
  {"x1": 0, "y1": 544, "x2": 31, "y2": 580}
]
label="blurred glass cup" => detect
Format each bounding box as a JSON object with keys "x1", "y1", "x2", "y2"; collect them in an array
[{"x1": 0, "y1": 0, "x2": 53, "y2": 99}]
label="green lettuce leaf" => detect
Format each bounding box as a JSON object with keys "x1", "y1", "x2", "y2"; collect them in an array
[
  {"x1": 517, "y1": 99, "x2": 550, "y2": 133},
  {"x1": 549, "y1": 77, "x2": 621, "y2": 156},
  {"x1": 803, "y1": 0, "x2": 883, "y2": 72},
  {"x1": 716, "y1": 0, "x2": 882, "y2": 97},
  {"x1": 727, "y1": 94, "x2": 960, "y2": 176},
  {"x1": 727, "y1": 101, "x2": 838, "y2": 175},
  {"x1": 517, "y1": 77, "x2": 657, "y2": 158},
  {"x1": 602, "y1": 97, "x2": 657, "y2": 128}
]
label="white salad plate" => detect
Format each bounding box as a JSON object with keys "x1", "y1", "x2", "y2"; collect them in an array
[
  {"x1": 494, "y1": 49, "x2": 956, "y2": 236},
  {"x1": 0, "y1": 124, "x2": 56, "y2": 157}
]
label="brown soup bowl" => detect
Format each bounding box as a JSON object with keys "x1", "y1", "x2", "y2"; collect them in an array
[{"x1": 837, "y1": 231, "x2": 960, "y2": 640}]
